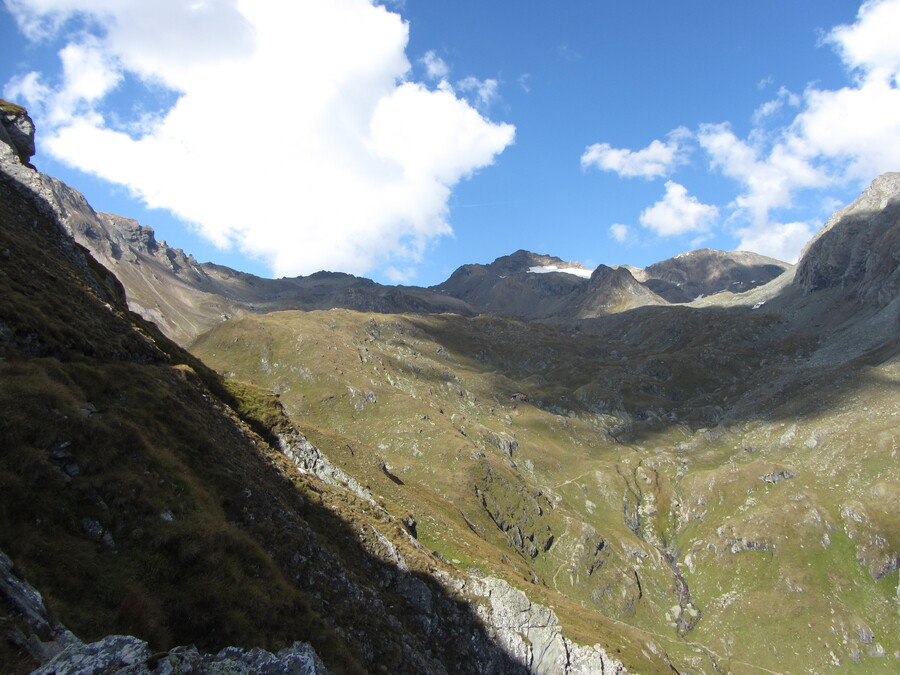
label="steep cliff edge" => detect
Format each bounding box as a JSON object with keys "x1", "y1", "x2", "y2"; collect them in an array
[{"x1": 796, "y1": 172, "x2": 900, "y2": 309}]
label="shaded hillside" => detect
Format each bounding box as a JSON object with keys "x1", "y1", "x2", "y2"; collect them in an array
[
  {"x1": 796, "y1": 172, "x2": 900, "y2": 308},
  {"x1": 575, "y1": 265, "x2": 668, "y2": 316}
]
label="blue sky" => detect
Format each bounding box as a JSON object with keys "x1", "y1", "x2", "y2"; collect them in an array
[{"x1": 3, "y1": 1, "x2": 899, "y2": 286}]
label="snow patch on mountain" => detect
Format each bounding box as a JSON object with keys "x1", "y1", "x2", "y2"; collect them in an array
[{"x1": 527, "y1": 265, "x2": 594, "y2": 279}]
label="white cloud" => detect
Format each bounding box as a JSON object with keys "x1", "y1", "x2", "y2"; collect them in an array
[
  {"x1": 696, "y1": 0, "x2": 900, "y2": 262},
  {"x1": 735, "y1": 221, "x2": 814, "y2": 263},
  {"x1": 786, "y1": 0, "x2": 900, "y2": 181},
  {"x1": 582, "y1": 0, "x2": 900, "y2": 266},
  {"x1": 518, "y1": 73, "x2": 531, "y2": 93},
  {"x1": 384, "y1": 265, "x2": 415, "y2": 283},
  {"x1": 827, "y1": 0, "x2": 900, "y2": 84},
  {"x1": 639, "y1": 181, "x2": 718, "y2": 237},
  {"x1": 608, "y1": 223, "x2": 630, "y2": 243},
  {"x1": 697, "y1": 123, "x2": 827, "y2": 224},
  {"x1": 420, "y1": 50, "x2": 448, "y2": 80},
  {"x1": 791, "y1": 80, "x2": 900, "y2": 180},
  {"x1": 456, "y1": 76, "x2": 499, "y2": 112},
  {"x1": 751, "y1": 86, "x2": 800, "y2": 125},
  {"x1": 581, "y1": 128, "x2": 689, "y2": 179},
  {"x1": 3, "y1": 0, "x2": 515, "y2": 279}
]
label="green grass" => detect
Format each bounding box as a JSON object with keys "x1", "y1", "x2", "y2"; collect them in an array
[
  {"x1": 0, "y1": 359, "x2": 358, "y2": 668},
  {"x1": 0, "y1": 98, "x2": 27, "y2": 115},
  {"x1": 189, "y1": 306, "x2": 899, "y2": 673}
]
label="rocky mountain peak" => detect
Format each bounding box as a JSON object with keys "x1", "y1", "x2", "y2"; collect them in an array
[
  {"x1": 486, "y1": 249, "x2": 572, "y2": 275},
  {"x1": 638, "y1": 248, "x2": 790, "y2": 302},
  {"x1": 588, "y1": 264, "x2": 633, "y2": 285},
  {"x1": 576, "y1": 264, "x2": 667, "y2": 316},
  {"x1": 795, "y1": 172, "x2": 900, "y2": 307},
  {"x1": 0, "y1": 99, "x2": 36, "y2": 168}
]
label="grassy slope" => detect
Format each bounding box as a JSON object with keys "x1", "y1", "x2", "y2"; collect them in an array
[{"x1": 191, "y1": 307, "x2": 899, "y2": 674}]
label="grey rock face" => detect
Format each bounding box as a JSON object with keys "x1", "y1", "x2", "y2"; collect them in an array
[
  {"x1": 277, "y1": 430, "x2": 374, "y2": 503},
  {"x1": 31, "y1": 636, "x2": 330, "y2": 675},
  {"x1": 796, "y1": 172, "x2": 900, "y2": 308},
  {"x1": 0, "y1": 551, "x2": 81, "y2": 664},
  {"x1": 577, "y1": 265, "x2": 667, "y2": 317},
  {"x1": 461, "y1": 576, "x2": 626, "y2": 675},
  {"x1": 637, "y1": 248, "x2": 790, "y2": 302},
  {"x1": 0, "y1": 99, "x2": 36, "y2": 167},
  {"x1": 32, "y1": 635, "x2": 152, "y2": 675},
  {"x1": 0, "y1": 551, "x2": 52, "y2": 636}
]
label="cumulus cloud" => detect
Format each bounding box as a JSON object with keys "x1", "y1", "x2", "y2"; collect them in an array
[
  {"x1": 735, "y1": 221, "x2": 814, "y2": 263},
  {"x1": 608, "y1": 223, "x2": 630, "y2": 243},
  {"x1": 698, "y1": 0, "x2": 900, "y2": 257},
  {"x1": 3, "y1": 0, "x2": 515, "y2": 279},
  {"x1": 827, "y1": 0, "x2": 900, "y2": 83},
  {"x1": 751, "y1": 86, "x2": 800, "y2": 125},
  {"x1": 456, "y1": 76, "x2": 500, "y2": 113},
  {"x1": 697, "y1": 123, "x2": 827, "y2": 224},
  {"x1": 420, "y1": 50, "x2": 449, "y2": 80},
  {"x1": 639, "y1": 181, "x2": 718, "y2": 237},
  {"x1": 581, "y1": 128, "x2": 689, "y2": 179}
]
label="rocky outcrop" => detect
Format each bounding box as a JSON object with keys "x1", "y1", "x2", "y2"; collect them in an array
[
  {"x1": 840, "y1": 502, "x2": 900, "y2": 580},
  {"x1": 33, "y1": 636, "x2": 331, "y2": 675},
  {"x1": 476, "y1": 468, "x2": 555, "y2": 559},
  {"x1": 0, "y1": 100, "x2": 35, "y2": 168},
  {"x1": 2, "y1": 553, "x2": 331, "y2": 674},
  {"x1": 277, "y1": 430, "x2": 374, "y2": 503},
  {"x1": 456, "y1": 575, "x2": 626, "y2": 675},
  {"x1": 576, "y1": 266, "x2": 667, "y2": 317},
  {"x1": 0, "y1": 552, "x2": 80, "y2": 665},
  {"x1": 796, "y1": 173, "x2": 900, "y2": 308},
  {"x1": 432, "y1": 251, "x2": 588, "y2": 320}
]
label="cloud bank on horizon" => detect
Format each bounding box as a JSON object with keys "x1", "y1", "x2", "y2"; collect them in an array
[
  {"x1": 581, "y1": 0, "x2": 900, "y2": 263},
  {"x1": 3, "y1": 0, "x2": 514, "y2": 280}
]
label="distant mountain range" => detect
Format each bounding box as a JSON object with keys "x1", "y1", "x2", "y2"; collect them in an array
[{"x1": 42, "y1": 172, "x2": 789, "y2": 345}]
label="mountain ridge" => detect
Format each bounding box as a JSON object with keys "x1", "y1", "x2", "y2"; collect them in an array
[{"x1": 51, "y1": 179, "x2": 793, "y2": 345}]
